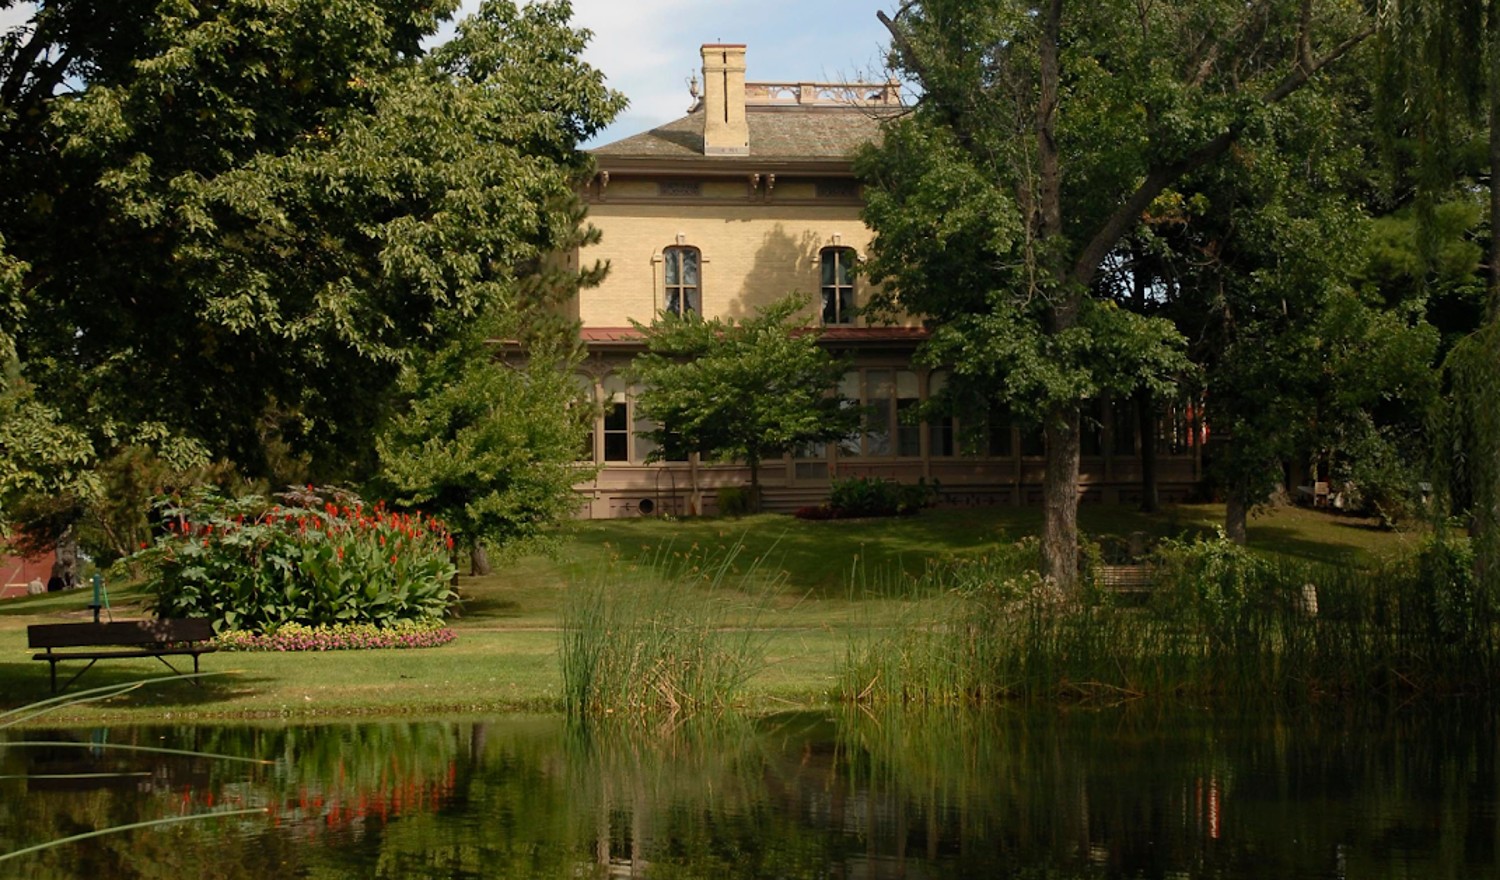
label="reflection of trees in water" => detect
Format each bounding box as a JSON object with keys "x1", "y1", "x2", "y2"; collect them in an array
[
  {"x1": 4, "y1": 705, "x2": 1499, "y2": 878},
  {"x1": 832, "y1": 703, "x2": 1500, "y2": 879}
]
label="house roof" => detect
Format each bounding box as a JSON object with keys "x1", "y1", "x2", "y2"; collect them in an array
[{"x1": 591, "y1": 106, "x2": 890, "y2": 164}]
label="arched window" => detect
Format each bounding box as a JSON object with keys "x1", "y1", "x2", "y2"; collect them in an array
[
  {"x1": 662, "y1": 245, "x2": 701, "y2": 316},
  {"x1": 820, "y1": 246, "x2": 856, "y2": 325}
]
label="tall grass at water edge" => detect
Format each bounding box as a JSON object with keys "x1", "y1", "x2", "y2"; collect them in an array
[
  {"x1": 560, "y1": 539, "x2": 778, "y2": 719},
  {"x1": 839, "y1": 535, "x2": 1498, "y2": 704}
]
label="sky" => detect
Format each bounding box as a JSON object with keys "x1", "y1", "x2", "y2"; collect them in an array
[
  {"x1": 0, "y1": 1, "x2": 897, "y2": 146},
  {"x1": 460, "y1": 0, "x2": 898, "y2": 146}
]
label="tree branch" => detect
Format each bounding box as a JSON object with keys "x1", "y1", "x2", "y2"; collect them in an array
[
  {"x1": 877, "y1": 6, "x2": 978, "y2": 155},
  {"x1": 1071, "y1": 22, "x2": 1375, "y2": 288}
]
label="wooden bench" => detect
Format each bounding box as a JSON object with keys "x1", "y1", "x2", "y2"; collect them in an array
[
  {"x1": 1095, "y1": 564, "x2": 1156, "y2": 595},
  {"x1": 28, "y1": 619, "x2": 217, "y2": 693}
]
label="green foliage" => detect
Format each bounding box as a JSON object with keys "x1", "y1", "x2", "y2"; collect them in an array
[
  {"x1": 0, "y1": 380, "x2": 98, "y2": 534},
  {"x1": 826, "y1": 476, "x2": 937, "y2": 518},
  {"x1": 0, "y1": 0, "x2": 623, "y2": 480},
  {"x1": 629, "y1": 294, "x2": 860, "y2": 496},
  {"x1": 842, "y1": 534, "x2": 1500, "y2": 704},
  {"x1": 1152, "y1": 76, "x2": 1444, "y2": 527},
  {"x1": 1439, "y1": 323, "x2": 1500, "y2": 593},
  {"x1": 715, "y1": 486, "x2": 756, "y2": 518},
  {"x1": 375, "y1": 328, "x2": 591, "y2": 562},
  {"x1": 858, "y1": 0, "x2": 1373, "y2": 583},
  {"x1": 130, "y1": 487, "x2": 457, "y2": 632}
]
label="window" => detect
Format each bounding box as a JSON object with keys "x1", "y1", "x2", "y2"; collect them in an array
[
  {"x1": 820, "y1": 247, "x2": 856, "y2": 325},
  {"x1": 600, "y1": 375, "x2": 677, "y2": 465},
  {"x1": 571, "y1": 373, "x2": 596, "y2": 461},
  {"x1": 865, "y1": 369, "x2": 893, "y2": 456},
  {"x1": 837, "y1": 371, "x2": 862, "y2": 457},
  {"x1": 663, "y1": 246, "x2": 701, "y2": 316},
  {"x1": 986, "y1": 404, "x2": 1014, "y2": 457},
  {"x1": 1081, "y1": 399, "x2": 1104, "y2": 457},
  {"x1": 602, "y1": 375, "x2": 630, "y2": 462},
  {"x1": 927, "y1": 371, "x2": 954, "y2": 458},
  {"x1": 1020, "y1": 422, "x2": 1045, "y2": 457},
  {"x1": 896, "y1": 370, "x2": 921, "y2": 457},
  {"x1": 1112, "y1": 397, "x2": 1137, "y2": 455},
  {"x1": 839, "y1": 368, "x2": 921, "y2": 458}
]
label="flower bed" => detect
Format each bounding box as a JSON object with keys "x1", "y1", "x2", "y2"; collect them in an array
[
  {"x1": 215, "y1": 621, "x2": 457, "y2": 652},
  {"x1": 132, "y1": 486, "x2": 457, "y2": 632}
]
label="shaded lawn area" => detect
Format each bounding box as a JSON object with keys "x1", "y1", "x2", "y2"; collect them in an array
[{"x1": 0, "y1": 503, "x2": 1421, "y2": 722}]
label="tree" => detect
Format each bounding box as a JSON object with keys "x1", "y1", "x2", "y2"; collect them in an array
[
  {"x1": 375, "y1": 327, "x2": 593, "y2": 575},
  {"x1": 1376, "y1": 0, "x2": 1500, "y2": 591},
  {"x1": 628, "y1": 294, "x2": 860, "y2": 510},
  {"x1": 1140, "y1": 64, "x2": 1444, "y2": 540},
  {"x1": 0, "y1": 0, "x2": 622, "y2": 485},
  {"x1": 860, "y1": 1, "x2": 1372, "y2": 589}
]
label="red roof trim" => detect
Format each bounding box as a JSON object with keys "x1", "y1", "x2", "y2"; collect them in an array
[{"x1": 579, "y1": 326, "x2": 928, "y2": 344}]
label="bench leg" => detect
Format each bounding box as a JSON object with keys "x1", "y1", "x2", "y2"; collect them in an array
[
  {"x1": 55, "y1": 659, "x2": 99, "y2": 695},
  {"x1": 152, "y1": 654, "x2": 184, "y2": 676}
]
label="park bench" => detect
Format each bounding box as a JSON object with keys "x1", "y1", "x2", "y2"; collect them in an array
[
  {"x1": 1095, "y1": 563, "x2": 1156, "y2": 596},
  {"x1": 28, "y1": 618, "x2": 217, "y2": 693}
]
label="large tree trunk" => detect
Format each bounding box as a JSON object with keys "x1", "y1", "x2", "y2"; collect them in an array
[
  {"x1": 1042, "y1": 403, "x2": 1082, "y2": 591},
  {"x1": 1225, "y1": 494, "x2": 1248, "y2": 545},
  {"x1": 1035, "y1": 0, "x2": 1081, "y2": 593},
  {"x1": 469, "y1": 544, "x2": 491, "y2": 577}
]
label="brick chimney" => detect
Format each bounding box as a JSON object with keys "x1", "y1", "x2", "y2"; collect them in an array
[{"x1": 700, "y1": 44, "x2": 748, "y2": 156}]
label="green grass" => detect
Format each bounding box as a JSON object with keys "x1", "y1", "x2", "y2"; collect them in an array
[{"x1": 0, "y1": 503, "x2": 1424, "y2": 723}]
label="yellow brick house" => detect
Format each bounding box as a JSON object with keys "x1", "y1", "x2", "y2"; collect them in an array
[{"x1": 567, "y1": 45, "x2": 1204, "y2": 518}]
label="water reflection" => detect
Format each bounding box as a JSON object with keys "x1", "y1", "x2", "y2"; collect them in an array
[{"x1": 1, "y1": 704, "x2": 1496, "y2": 878}]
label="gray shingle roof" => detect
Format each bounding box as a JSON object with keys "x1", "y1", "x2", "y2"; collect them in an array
[{"x1": 592, "y1": 106, "x2": 889, "y2": 162}]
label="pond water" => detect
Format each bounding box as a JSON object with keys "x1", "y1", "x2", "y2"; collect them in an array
[{"x1": 1, "y1": 704, "x2": 1496, "y2": 879}]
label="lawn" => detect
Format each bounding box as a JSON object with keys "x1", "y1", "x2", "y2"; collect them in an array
[{"x1": 0, "y1": 503, "x2": 1421, "y2": 724}]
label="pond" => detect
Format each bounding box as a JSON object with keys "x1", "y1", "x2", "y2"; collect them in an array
[{"x1": 1, "y1": 704, "x2": 1496, "y2": 878}]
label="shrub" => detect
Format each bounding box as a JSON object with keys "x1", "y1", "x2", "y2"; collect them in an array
[
  {"x1": 716, "y1": 486, "x2": 756, "y2": 517},
  {"x1": 129, "y1": 486, "x2": 457, "y2": 633},
  {"x1": 827, "y1": 476, "x2": 937, "y2": 518}
]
